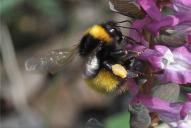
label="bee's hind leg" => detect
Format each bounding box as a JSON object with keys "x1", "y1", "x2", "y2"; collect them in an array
[{"x1": 102, "y1": 61, "x2": 139, "y2": 79}]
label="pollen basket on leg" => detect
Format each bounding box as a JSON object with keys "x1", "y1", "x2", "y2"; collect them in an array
[{"x1": 88, "y1": 25, "x2": 113, "y2": 43}]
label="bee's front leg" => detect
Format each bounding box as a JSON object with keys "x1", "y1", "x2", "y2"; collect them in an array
[{"x1": 110, "y1": 49, "x2": 145, "y2": 60}]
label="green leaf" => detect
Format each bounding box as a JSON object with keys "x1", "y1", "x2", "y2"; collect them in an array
[
  {"x1": 161, "y1": 6, "x2": 174, "y2": 15},
  {"x1": 152, "y1": 83, "x2": 180, "y2": 103},
  {"x1": 0, "y1": 0, "x2": 25, "y2": 15},
  {"x1": 181, "y1": 86, "x2": 191, "y2": 93},
  {"x1": 32, "y1": 0, "x2": 62, "y2": 17},
  {"x1": 105, "y1": 111, "x2": 130, "y2": 128}
]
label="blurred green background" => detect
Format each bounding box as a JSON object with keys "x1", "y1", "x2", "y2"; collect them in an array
[
  {"x1": 0, "y1": 0, "x2": 129, "y2": 128},
  {"x1": 1, "y1": 0, "x2": 112, "y2": 50}
]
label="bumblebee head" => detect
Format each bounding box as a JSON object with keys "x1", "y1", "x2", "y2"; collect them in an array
[{"x1": 102, "y1": 21, "x2": 123, "y2": 43}]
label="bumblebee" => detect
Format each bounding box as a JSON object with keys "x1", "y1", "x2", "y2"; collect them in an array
[{"x1": 25, "y1": 21, "x2": 141, "y2": 93}]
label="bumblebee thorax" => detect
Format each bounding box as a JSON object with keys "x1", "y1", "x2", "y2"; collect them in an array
[{"x1": 87, "y1": 25, "x2": 113, "y2": 43}]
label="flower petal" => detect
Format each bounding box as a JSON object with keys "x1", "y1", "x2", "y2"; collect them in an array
[
  {"x1": 132, "y1": 95, "x2": 182, "y2": 122},
  {"x1": 172, "y1": 0, "x2": 191, "y2": 13},
  {"x1": 181, "y1": 101, "x2": 191, "y2": 118},
  {"x1": 129, "y1": 16, "x2": 151, "y2": 46},
  {"x1": 148, "y1": 45, "x2": 191, "y2": 84},
  {"x1": 146, "y1": 15, "x2": 180, "y2": 33},
  {"x1": 137, "y1": 0, "x2": 162, "y2": 21},
  {"x1": 126, "y1": 78, "x2": 139, "y2": 96}
]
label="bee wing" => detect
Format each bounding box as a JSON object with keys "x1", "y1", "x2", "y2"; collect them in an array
[
  {"x1": 25, "y1": 45, "x2": 79, "y2": 73},
  {"x1": 109, "y1": 0, "x2": 146, "y2": 19}
]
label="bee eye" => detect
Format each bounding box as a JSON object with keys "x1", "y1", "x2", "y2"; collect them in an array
[{"x1": 109, "y1": 28, "x2": 115, "y2": 33}]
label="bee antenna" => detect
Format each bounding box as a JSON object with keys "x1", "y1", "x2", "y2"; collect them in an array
[
  {"x1": 116, "y1": 26, "x2": 141, "y2": 37},
  {"x1": 116, "y1": 26, "x2": 139, "y2": 33},
  {"x1": 115, "y1": 26, "x2": 142, "y2": 43}
]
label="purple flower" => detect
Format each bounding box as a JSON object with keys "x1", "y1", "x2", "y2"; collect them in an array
[
  {"x1": 187, "y1": 93, "x2": 191, "y2": 100},
  {"x1": 148, "y1": 45, "x2": 191, "y2": 84},
  {"x1": 185, "y1": 35, "x2": 191, "y2": 51},
  {"x1": 128, "y1": 0, "x2": 191, "y2": 35},
  {"x1": 128, "y1": 16, "x2": 151, "y2": 46},
  {"x1": 172, "y1": 0, "x2": 191, "y2": 13},
  {"x1": 137, "y1": 0, "x2": 162, "y2": 21},
  {"x1": 146, "y1": 14, "x2": 191, "y2": 33},
  {"x1": 108, "y1": 0, "x2": 191, "y2": 127},
  {"x1": 132, "y1": 95, "x2": 191, "y2": 127},
  {"x1": 169, "y1": 112, "x2": 191, "y2": 128},
  {"x1": 132, "y1": 95, "x2": 182, "y2": 121},
  {"x1": 125, "y1": 45, "x2": 191, "y2": 84},
  {"x1": 181, "y1": 97, "x2": 191, "y2": 118}
]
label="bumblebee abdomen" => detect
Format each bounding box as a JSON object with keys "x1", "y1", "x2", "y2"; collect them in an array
[{"x1": 85, "y1": 69, "x2": 119, "y2": 93}]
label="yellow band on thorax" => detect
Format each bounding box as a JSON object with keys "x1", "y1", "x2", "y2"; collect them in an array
[{"x1": 87, "y1": 25, "x2": 113, "y2": 43}]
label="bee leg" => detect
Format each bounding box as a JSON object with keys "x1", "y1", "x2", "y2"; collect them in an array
[
  {"x1": 110, "y1": 49, "x2": 126, "y2": 58},
  {"x1": 102, "y1": 61, "x2": 113, "y2": 71},
  {"x1": 125, "y1": 70, "x2": 139, "y2": 78},
  {"x1": 110, "y1": 48, "x2": 146, "y2": 60},
  {"x1": 125, "y1": 50, "x2": 142, "y2": 60},
  {"x1": 103, "y1": 61, "x2": 127, "y2": 79},
  {"x1": 103, "y1": 61, "x2": 139, "y2": 79},
  {"x1": 125, "y1": 48, "x2": 147, "y2": 59},
  {"x1": 137, "y1": 70, "x2": 164, "y2": 77}
]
